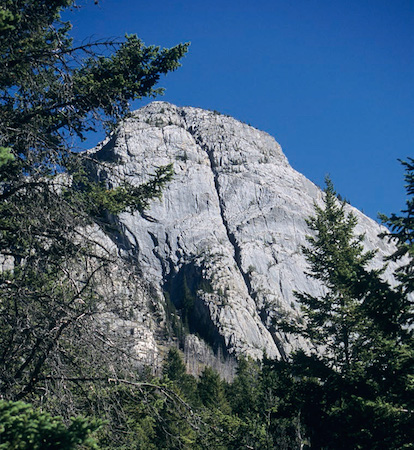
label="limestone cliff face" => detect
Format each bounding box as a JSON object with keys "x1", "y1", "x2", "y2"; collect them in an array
[{"x1": 89, "y1": 101, "x2": 398, "y2": 369}]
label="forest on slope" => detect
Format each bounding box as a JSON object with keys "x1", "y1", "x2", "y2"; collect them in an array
[{"x1": 0, "y1": 1, "x2": 412, "y2": 448}]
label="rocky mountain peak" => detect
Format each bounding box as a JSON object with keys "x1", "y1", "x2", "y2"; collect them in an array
[{"x1": 90, "y1": 101, "x2": 397, "y2": 374}]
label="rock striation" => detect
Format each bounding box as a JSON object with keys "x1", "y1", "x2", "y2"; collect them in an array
[{"x1": 89, "y1": 101, "x2": 399, "y2": 371}]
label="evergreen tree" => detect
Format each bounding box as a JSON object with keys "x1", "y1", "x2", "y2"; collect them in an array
[
  {"x1": 381, "y1": 157, "x2": 414, "y2": 297},
  {"x1": 197, "y1": 366, "x2": 229, "y2": 413},
  {"x1": 0, "y1": 0, "x2": 187, "y2": 406},
  {"x1": 163, "y1": 348, "x2": 187, "y2": 381},
  {"x1": 229, "y1": 356, "x2": 261, "y2": 418},
  {"x1": 0, "y1": 400, "x2": 100, "y2": 449},
  {"x1": 295, "y1": 177, "x2": 376, "y2": 372},
  {"x1": 162, "y1": 348, "x2": 198, "y2": 404},
  {"x1": 282, "y1": 177, "x2": 414, "y2": 448}
]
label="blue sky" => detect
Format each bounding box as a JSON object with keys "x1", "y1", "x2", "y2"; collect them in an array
[{"x1": 66, "y1": 0, "x2": 413, "y2": 221}]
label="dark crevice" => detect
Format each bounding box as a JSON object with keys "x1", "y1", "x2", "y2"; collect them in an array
[
  {"x1": 182, "y1": 116, "x2": 288, "y2": 359},
  {"x1": 258, "y1": 306, "x2": 288, "y2": 362},
  {"x1": 182, "y1": 123, "x2": 254, "y2": 299},
  {"x1": 94, "y1": 211, "x2": 142, "y2": 271},
  {"x1": 163, "y1": 262, "x2": 229, "y2": 357},
  {"x1": 269, "y1": 330, "x2": 288, "y2": 361},
  {"x1": 147, "y1": 230, "x2": 176, "y2": 289},
  {"x1": 92, "y1": 134, "x2": 120, "y2": 163}
]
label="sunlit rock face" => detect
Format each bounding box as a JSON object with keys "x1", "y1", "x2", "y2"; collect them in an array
[{"x1": 90, "y1": 101, "x2": 398, "y2": 367}]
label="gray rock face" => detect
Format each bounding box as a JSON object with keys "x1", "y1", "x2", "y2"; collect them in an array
[{"x1": 90, "y1": 101, "x2": 398, "y2": 363}]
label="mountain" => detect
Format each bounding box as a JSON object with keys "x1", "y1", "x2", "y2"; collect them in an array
[{"x1": 89, "y1": 101, "x2": 397, "y2": 377}]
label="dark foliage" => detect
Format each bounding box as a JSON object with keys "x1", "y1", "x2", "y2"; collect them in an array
[{"x1": 0, "y1": 0, "x2": 185, "y2": 402}]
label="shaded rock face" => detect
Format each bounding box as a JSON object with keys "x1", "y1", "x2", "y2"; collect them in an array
[{"x1": 90, "y1": 101, "x2": 398, "y2": 367}]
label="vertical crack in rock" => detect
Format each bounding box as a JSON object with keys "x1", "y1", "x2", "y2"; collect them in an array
[
  {"x1": 178, "y1": 112, "x2": 290, "y2": 360},
  {"x1": 208, "y1": 154, "x2": 254, "y2": 297},
  {"x1": 176, "y1": 109, "x2": 290, "y2": 359},
  {"x1": 182, "y1": 125, "x2": 254, "y2": 301},
  {"x1": 147, "y1": 231, "x2": 173, "y2": 282}
]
